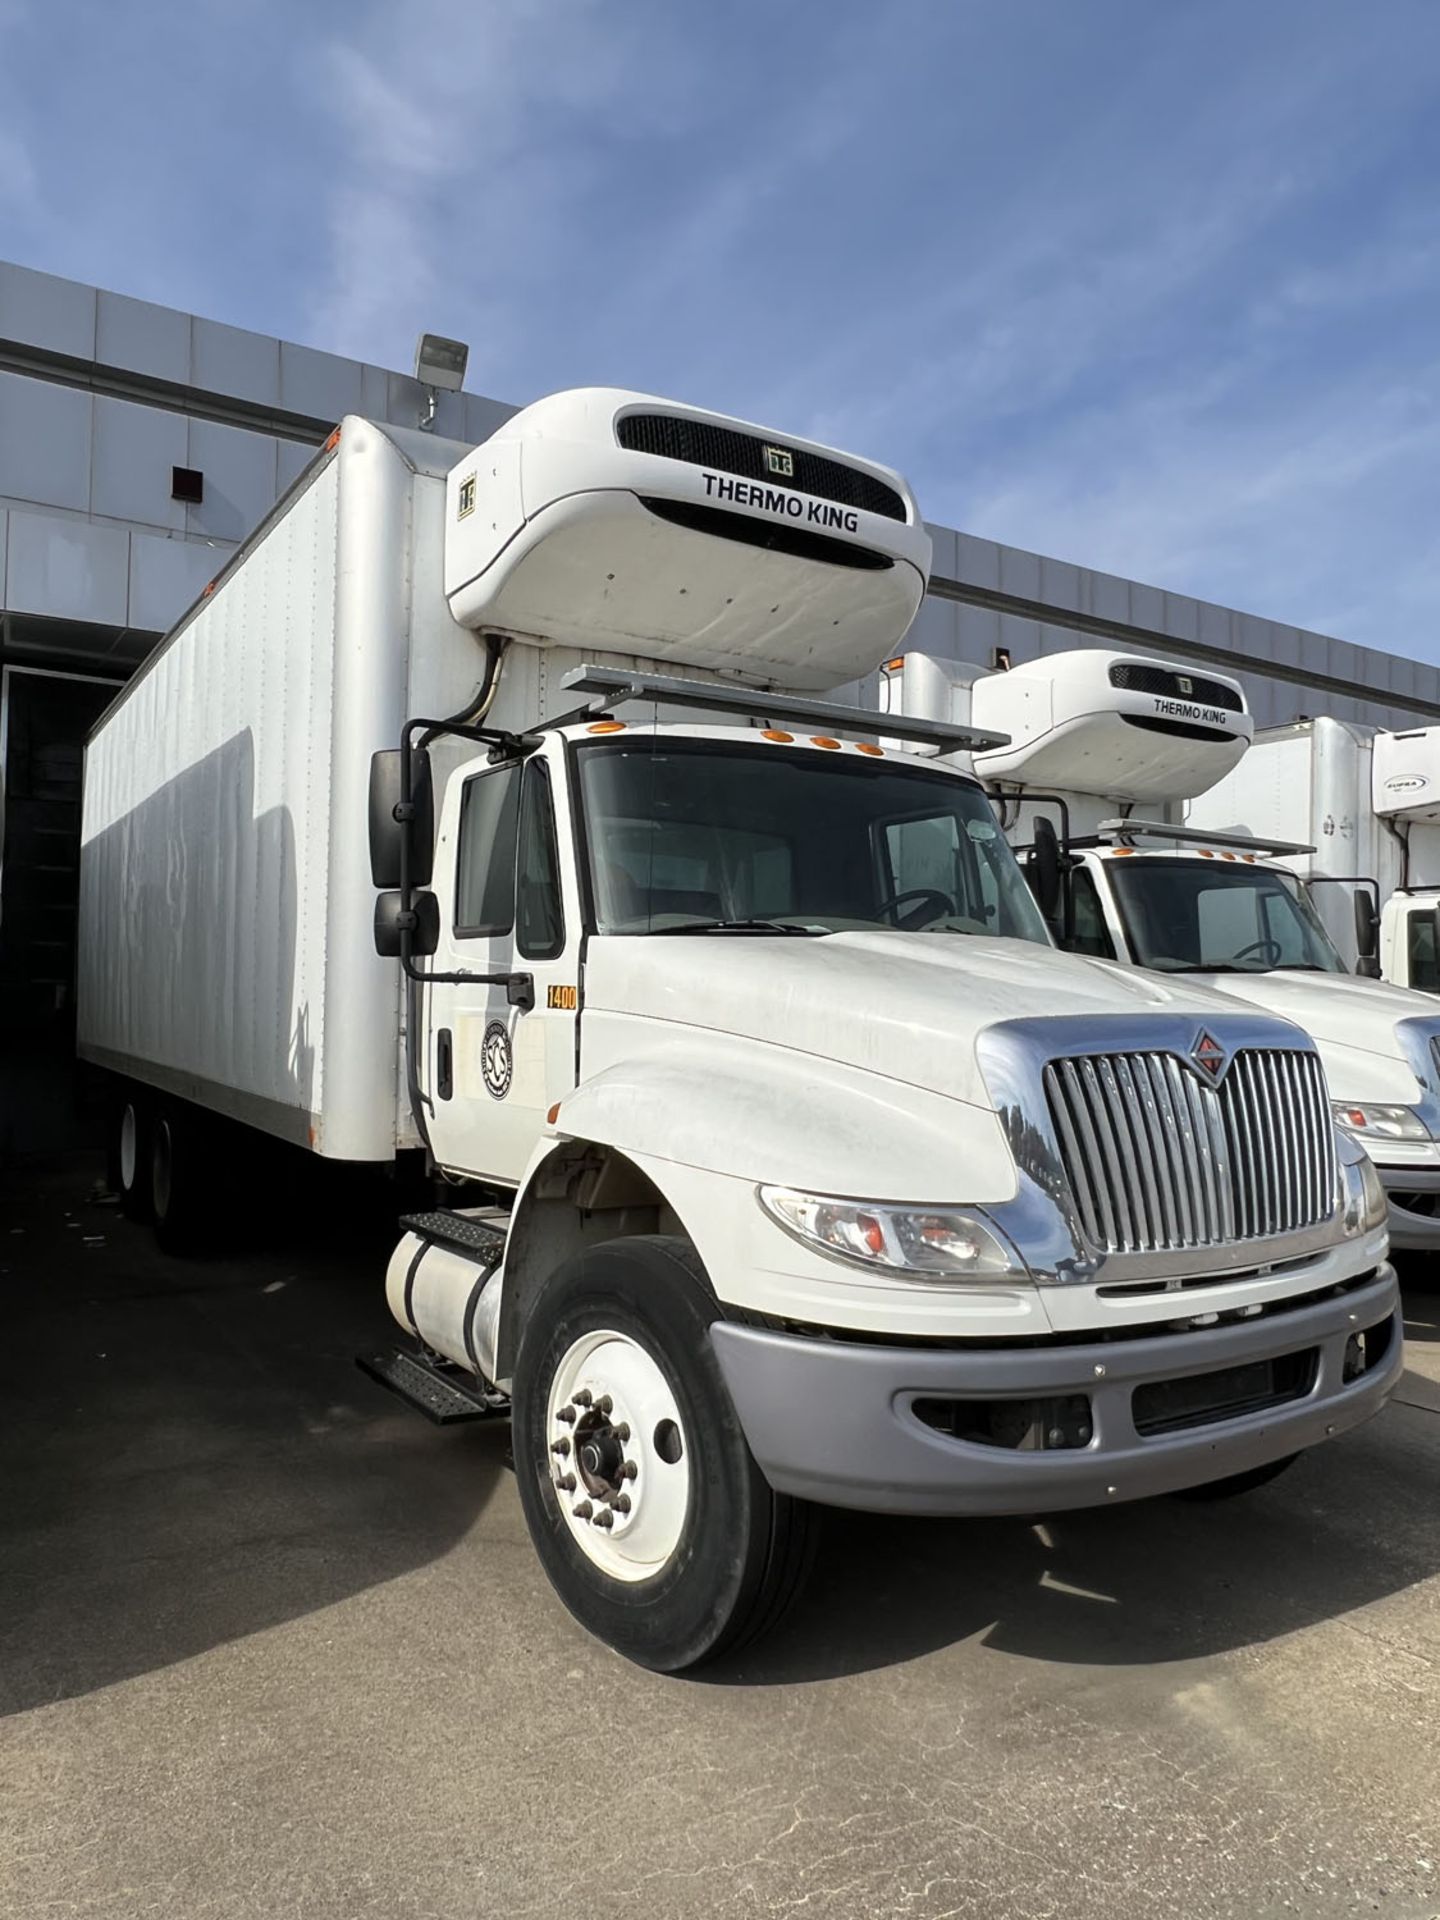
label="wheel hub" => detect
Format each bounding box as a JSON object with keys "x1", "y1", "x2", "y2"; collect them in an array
[
  {"x1": 545, "y1": 1329, "x2": 690, "y2": 1581},
  {"x1": 575, "y1": 1417, "x2": 625, "y2": 1494}
]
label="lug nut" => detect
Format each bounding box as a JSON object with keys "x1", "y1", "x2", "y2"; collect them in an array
[
  {"x1": 555, "y1": 1473, "x2": 576, "y2": 1492},
  {"x1": 620, "y1": 1460, "x2": 638, "y2": 1481},
  {"x1": 615, "y1": 1494, "x2": 632, "y2": 1514},
  {"x1": 556, "y1": 1407, "x2": 576, "y2": 1425},
  {"x1": 550, "y1": 1438, "x2": 571, "y2": 1456},
  {"x1": 596, "y1": 1395, "x2": 613, "y2": 1415},
  {"x1": 573, "y1": 1500, "x2": 593, "y2": 1520},
  {"x1": 573, "y1": 1390, "x2": 593, "y2": 1408},
  {"x1": 593, "y1": 1509, "x2": 614, "y2": 1530},
  {"x1": 615, "y1": 1424, "x2": 631, "y2": 1443}
]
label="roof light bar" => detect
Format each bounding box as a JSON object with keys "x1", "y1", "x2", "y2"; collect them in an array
[
  {"x1": 1098, "y1": 818, "x2": 1316, "y2": 857},
  {"x1": 560, "y1": 665, "x2": 1008, "y2": 752}
]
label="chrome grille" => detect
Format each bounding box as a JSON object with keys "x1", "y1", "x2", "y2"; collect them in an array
[{"x1": 1044, "y1": 1048, "x2": 1335, "y2": 1253}]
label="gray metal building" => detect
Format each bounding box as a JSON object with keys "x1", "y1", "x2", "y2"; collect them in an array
[{"x1": 3, "y1": 256, "x2": 1437, "y2": 1095}]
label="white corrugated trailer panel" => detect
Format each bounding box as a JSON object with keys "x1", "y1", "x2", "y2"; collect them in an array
[{"x1": 78, "y1": 417, "x2": 490, "y2": 1161}]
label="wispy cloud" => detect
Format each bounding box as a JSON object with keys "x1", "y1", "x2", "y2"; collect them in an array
[
  {"x1": 0, "y1": 1, "x2": 40, "y2": 217},
  {"x1": 6, "y1": 0, "x2": 1440, "y2": 661}
]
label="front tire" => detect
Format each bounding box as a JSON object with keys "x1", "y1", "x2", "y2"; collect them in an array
[{"x1": 512, "y1": 1236, "x2": 817, "y2": 1673}]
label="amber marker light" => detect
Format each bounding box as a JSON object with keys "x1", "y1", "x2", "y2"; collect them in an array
[
  {"x1": 761, "y1": 729, "x2": 794, "y2": 743},
  {"x1": 587, "y1": 721, "x2": 626, "y2": 733},
  {"x1": 811, "y1": 736, "x2": 842, "y2": 750},
  {"x1": 323, "y1": 426, "x2": 342, "y2": 452},
  {"x1": 546, "y1": 1104, "x2": 562, "y2": 1125},
  {"x1": 882, "y1": 656, "x2": 905, "y2": 672},
  {"x1": 856, "y1": 743, "x2": 884, "y2": 756},
  {"x1": 1112, "y1": 848, "x2": 1136, "y2": 857}
]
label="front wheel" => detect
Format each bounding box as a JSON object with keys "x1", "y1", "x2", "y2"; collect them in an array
[{"x1": 512, "y1": 1236, "x2": 817, "y2": 1673}]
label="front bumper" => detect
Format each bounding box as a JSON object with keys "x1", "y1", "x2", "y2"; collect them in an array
[
  {"x1": 711, "y1": 1265, "x2": 1401, "y2": 1516},
  {"x1": 1374, "y1": 1167, "x2": 1440, "y2": 1250}
]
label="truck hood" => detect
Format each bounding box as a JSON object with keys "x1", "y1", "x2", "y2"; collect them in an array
[
  {"x1": 1182, "y1": 967, "x2": 1440, "y2": 1103},
  {"x1": 585, "y1": 933, "x2": 1295, "y2": 1111}
]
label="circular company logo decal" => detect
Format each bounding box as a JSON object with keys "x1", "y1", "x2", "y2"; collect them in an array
[
  {"x1": 1385, "y1": 774, "x2": 1429, "y2": 796},
  {"x1": 481, "y1": 1021, "x2": 513, "y2": 1100}
]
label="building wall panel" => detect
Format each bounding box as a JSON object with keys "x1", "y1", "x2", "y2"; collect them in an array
[
  {"x1": 191, "y1": 317, "x2": 281, "y2": 406},
  {"x1": 7, "y1": 512, "x2": 129, "y2": 625},
  {"x1": 0, "y1": 373, "x2": 93, "y2": 513},
  {"x1": 95, "y1": 290, "x2": 192, "y2": 383},
  {"x1": 185, "y1": 419, "x2": 279, "y2": 545},
  {"x1": 0, "y1": 261, "x2": 96, "y2": 358},
  {"x1": 92, "y1": 394, "x2": 187, "y2": 532}
]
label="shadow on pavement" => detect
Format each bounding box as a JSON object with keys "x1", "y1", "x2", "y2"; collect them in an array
[
  {"x1": 6, "y1": 1153, "x2": 1439, "y2": 1705},
  {"x1": 0, "y1": 1151, "x2": 502, "y2": 1717}
]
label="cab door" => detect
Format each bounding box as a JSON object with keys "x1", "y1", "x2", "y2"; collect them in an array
[
  {"x1": 423, "y1": 746, "x2": 580, "y2": 1184},
  {"x1": 1383, "y1": 895, "x2": 1440, "y2": 992}
]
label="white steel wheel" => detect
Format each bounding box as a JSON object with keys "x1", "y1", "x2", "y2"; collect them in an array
[
  {"x1": 546, "y1": 1328, "x2": 691, "y2": 1581},
  {"x1": 119, "y1": 1103, "x2": 140, "y2": 1194},
  {"x1": 512, "y1": 1235, "x2": 819, "y2": 1672}
]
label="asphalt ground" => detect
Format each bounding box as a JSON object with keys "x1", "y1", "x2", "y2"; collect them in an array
[{"x1": 2, "y1": 1150, "x2": 1439, "y2": 1920}]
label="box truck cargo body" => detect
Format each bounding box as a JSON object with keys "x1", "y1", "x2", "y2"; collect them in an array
[
  {"x1": 77, "y1": 419, "x2": 495, "y2": 1162},
  {"x1": 1190, "y1": 715, "x2": 1440, "y2": 992},
  {"x1": 78, "y1": 393, "x2": 1399, "y2": 1672}
]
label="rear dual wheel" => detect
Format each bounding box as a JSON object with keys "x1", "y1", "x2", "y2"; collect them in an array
[
  {"x1": 513, "y1": 1236, "x2": 817, "y2": 1673},
  {"x1": 149, "y1": 1106, "x2": 207, "y2": 1254},
  {"x1": 110, "y1": 1095, "x2": 150, "y2": 1220}
]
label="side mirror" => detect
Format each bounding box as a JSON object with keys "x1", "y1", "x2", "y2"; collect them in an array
[
  {"x1": 1028, "y1": 816, "x2": 1063, "y2": 923},
  {"x1": 368, "y1": 748, "x2": 434, "y2": 889},
  {"x1": 1354, "y1": 888, "x2": 1380, "y2": 976},
  {"x1": 373, "y1": 888, "x2": 440, "y2": 959}
]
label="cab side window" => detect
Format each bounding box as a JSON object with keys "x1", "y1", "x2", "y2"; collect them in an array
[
  {"x1": 455, "y1": 764, "x2": 521, "y2": 937},
  {"x1": 1408, "y1": 911, "x2": 1440, "y2": 991},
  {"x1": 1068, "y1": 868, "x2": 1117, "y2": 959},
  {"x1": 516, "y1": 761, "x2": 565, "y2": 958}
]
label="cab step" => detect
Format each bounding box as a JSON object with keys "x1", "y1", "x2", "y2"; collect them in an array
[
  {"x1": 357, "y1": 1347, "x2": 509, "y2": 1425},
  {"x1": 399, "y1": 1208, "x2": 508, "y2": 1266}
]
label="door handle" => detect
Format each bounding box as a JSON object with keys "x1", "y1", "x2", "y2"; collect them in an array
[{"x1": 436, "y1": 1028, "x2": 453, "y2": 1101}]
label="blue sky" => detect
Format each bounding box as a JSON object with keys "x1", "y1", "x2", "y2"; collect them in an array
[{"x1": 1, "y1": 0, "x2": 1438, "y2": 658}]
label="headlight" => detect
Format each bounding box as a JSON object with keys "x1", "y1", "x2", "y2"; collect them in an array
[
  {"x1": 1331, "y1": 1099, "x2": 1430, "y2": 1142},
  {"x1": 758, "y1": 1186, "x2": 1029, "y2": 1282},
  {"x1": 1340, "y1": 1151, "x2": 1389, "y2": 1236}
]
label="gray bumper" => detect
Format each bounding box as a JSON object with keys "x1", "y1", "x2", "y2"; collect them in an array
[
  {"x1": 1375, "y1": 1167, "x2": 1440, "y2": 1251},
  {"x1": 710, "y1": 1267, "x2": 1401, "y2": 1517}
]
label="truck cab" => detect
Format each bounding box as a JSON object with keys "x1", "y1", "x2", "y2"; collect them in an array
[{"x1": 364, "y1": 407, "x2": 1397, "y2": 1668}]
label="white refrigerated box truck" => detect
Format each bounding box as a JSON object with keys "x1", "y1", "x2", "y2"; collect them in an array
[
  {"x1": 78, "y1": 393, "x2": 1399, "y2": 1670},
  {"x1": 884, "y1": 646, "x2": 1440, "y2": 1255},
  {"x1": 1190, "y1": 714, "x2": 1440, "y2": 992}
]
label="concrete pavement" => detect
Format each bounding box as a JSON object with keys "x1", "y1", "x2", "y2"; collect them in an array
[{"x1": 2, "y1": 1153, "x2": 1438, "y2": 1920}]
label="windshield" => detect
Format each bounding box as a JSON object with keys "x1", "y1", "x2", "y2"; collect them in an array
[
  {"x1": 1106, "y1": 857, "x2": 1347, "y2": 974},
  {"x1": 576, "y1": 739, "x2": 1052, "y2": 942}
]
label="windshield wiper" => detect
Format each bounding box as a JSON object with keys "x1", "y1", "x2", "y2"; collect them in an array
[{"x1": 649, "y1": 919, "x2": 827, "y2": 937}]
